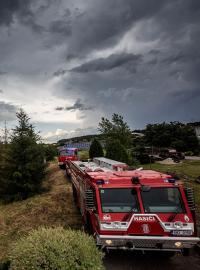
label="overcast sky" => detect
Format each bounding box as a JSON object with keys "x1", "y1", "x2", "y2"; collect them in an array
[{"x1": 0, "y1": 0, "x2": 200, "y2": 142}]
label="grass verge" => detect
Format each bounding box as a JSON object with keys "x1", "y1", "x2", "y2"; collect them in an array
[{"x1": 0, "y1": 162, "x2": 82, "y2": 262}]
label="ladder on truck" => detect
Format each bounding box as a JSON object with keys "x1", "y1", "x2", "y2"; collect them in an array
[{"x1": 71, "y1": 157, "x2": 128, "y2": 173}]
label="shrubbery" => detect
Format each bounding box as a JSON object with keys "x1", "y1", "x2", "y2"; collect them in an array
[
  {"x1": 43, "y1": 144, "x2": 57, "y2": 161},
  {"x1": 9, "y1": 227, "x2": 104, "y2": 270}
]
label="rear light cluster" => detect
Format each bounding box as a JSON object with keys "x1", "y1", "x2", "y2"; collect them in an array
[{"x1": 164, "y1": 178, "x2": 176, "y2": 183}]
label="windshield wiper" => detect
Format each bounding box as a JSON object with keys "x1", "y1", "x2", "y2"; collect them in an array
[{"x1": 122, "y1": 208, "x2": 135, "y2": 221}]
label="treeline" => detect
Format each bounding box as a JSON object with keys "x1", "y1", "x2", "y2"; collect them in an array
[
  {"x1": 144, "y1": 122, "x2": 199, "y2": 154},
  {"x1": 88, "y1": 114, "x2": 200, "y2": 165},
  {"x1": 0, "y1": 110, "x2": 57, "y2": 203}
]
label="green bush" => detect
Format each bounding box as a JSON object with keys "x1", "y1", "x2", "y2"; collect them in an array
[{"x1": 9, "y1": 227, "x2": 104, "y2": 270}]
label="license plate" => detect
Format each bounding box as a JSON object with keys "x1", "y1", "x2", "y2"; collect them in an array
[{"x1": 171, "y1": 230, "x2": 193, "y2": 236}]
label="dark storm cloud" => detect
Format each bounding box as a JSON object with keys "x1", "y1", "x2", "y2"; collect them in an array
[
  {"x1": 55, "y1": 106, "x2": 64, "y2": 111},
  {"x1": 53, "y1": 69, "x2": 67, "y2": 77},
  {"x1": 56, "y1": 1, "x2": 200, "y2": 127},
  {"x1": 71, "y1": 53, "x2": 142, "y2": 73},
  {"x1": 0, "y1": 101, "x2": 17, "y2": 121},
  {"x1": 0, "y1": 90, "x2": 3, "y2": 94},
  {"x1": 0, "y1": 0, "x2": 31, "y2": 25},
  {"x1": 54, "y1": 99, "x2": 93, "y2": 112},
  {"x1": 0, "y1": 71, "x2": 7, "y2": 75},
  {"x1": 65, "y1": 0, "x2": 167, "y2": 58},
  {"x1": 49, "y1": 20, "x2": 71, "y2": 36},
  {"x1": 0, "y1": 0, "x2": 200, "y2": 134},
  {"x1": 65, "y1": 99, "x2": 93, "y2": 111}
]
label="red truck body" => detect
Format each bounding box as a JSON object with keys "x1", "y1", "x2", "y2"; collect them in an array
[
  {"x1": 58, "y1": 147, "x2": 78, "y2": 169},
  {"x1": 67, "y1": 157, "x2": 199, "y2": 254}
]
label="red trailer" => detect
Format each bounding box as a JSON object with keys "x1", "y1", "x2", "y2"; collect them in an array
[
  {"x1": 58, "y1": 147, "x2": 78, "y2": 169},
  {"x1": 67, "y1": 157, "x2": 199, "y2": 256}
]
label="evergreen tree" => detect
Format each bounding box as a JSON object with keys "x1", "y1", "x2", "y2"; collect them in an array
[
  {"x1": 43, "y1": 144, "x2": 57, "y2": 161},
  {"x1": 89, "y1": 139, "x2": 104, "y2": 159},
  {"x1": 0, "y1": 141, "x2": 9, "y2": 196},
  {"x1": 106, "y1": 139, "x2": 129, "y2": 163},
  {"x1": 0, "y1": 109, "x2": 46, "y2": 202},
  {"x1": 98, "y1": 113, "x2": 132, "y2": 148}
]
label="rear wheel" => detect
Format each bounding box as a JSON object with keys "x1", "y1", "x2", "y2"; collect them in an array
[{"x1": 84, "y1": 214, "x2": 93, "y2": 235}]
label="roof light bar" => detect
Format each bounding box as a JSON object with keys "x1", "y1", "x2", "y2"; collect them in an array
[
  {"x1": 164, "y1": 178, "x2": 176, "y2": 183},
  {"x1": 96, "y1": 179, "x2": 105, "y2": 185}
]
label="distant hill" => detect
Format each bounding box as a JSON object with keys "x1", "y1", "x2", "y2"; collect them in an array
[
  {"x1": 57, "y1": 130, "x2": 145, "y2": 147},
  {"x1": 57, "y1": 133, "x2": 105, "y2": 146}
]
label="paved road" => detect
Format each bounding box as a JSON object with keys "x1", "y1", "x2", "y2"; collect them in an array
[{"x1": 104, "y1": 250, "x2": 200, "y2": 270}]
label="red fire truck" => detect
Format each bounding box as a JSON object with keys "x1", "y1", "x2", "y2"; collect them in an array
[
  {"x1": 58, "y1": 147, "x2": 78, "y2": 169},
  {"x1": 67, "y1": 157, "x2": 199, "y2": 255}
]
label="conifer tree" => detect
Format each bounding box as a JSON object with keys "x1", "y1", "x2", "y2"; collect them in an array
[
  {"x1": 89, "y1": 138, "x2": 104, "y2": 159},
  {"x1": 1, "y1": 109, "x2": 45, "y2": 201}
]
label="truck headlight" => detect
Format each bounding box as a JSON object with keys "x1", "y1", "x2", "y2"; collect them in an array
[
  {"x1": 105, "y1": 240, "x2": 113, "y2": 245},
  {"x1": 175, "y1": 242, "x2": 182, "y2": 248}
]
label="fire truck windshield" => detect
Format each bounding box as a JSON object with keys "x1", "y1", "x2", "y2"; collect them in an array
[
  {"x1": 100, "y1": 188, "x2": 140, "y2": 213},
  {"x1": 141, "y1": 187, "x2": 185, "y2": 213}
]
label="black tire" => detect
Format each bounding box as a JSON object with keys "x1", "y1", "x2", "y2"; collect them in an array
[
  {"x1": 84, "y1": 214, "x2": 93, "y2": 235},
  {"x1": 59, "y1": 164, "x2": 66, "y2": 170},
  {"x1": 72, "y1": 185, "x2": 78, "y2": 204}
]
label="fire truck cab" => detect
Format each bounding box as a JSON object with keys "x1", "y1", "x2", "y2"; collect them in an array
[
  {"x1": 68, "y1": 157, "x2": 199, "y2": 255},
  {"x1": 58, "y1": 147, "x2": 78, "y2": 169}
]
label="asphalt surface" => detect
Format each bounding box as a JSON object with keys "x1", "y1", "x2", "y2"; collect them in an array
[{"x1": 104, "y1": 250, "x2": 200, "y2": 270}]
